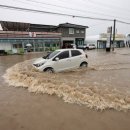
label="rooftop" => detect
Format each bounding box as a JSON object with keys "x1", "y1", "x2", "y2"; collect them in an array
[
  {"x1": 0, "y1": 21, "x2": 88, "y2": 31},
  {"x1": 58, "y1": 23, "x2": 88, "y2": 29}
]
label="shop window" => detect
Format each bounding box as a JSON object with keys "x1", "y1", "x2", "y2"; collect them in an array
[{"x1": 13, "y1": 44, "x2": 22, "y2": 48}]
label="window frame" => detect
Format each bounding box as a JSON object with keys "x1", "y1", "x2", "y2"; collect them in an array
[
  {"x1": 69, "y1": 28, "x2": 74, "y2": 34},
  {"x1": 54, "y1": 50, "x2": 70, "y2": 60},
  {"x1": 76, "y1": 30, "x2": 80, "y2": 33},
  {"x1": 71, "y1": 50, "x2": 82, "y2": 57},
  {"x1": 81, "y1": 30, "x2": 85, "y2": 34}
]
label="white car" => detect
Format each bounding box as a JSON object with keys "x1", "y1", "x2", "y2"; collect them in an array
[
  {"x1": 87, "y1": 44, "x2": 96, "y2": 50},
  {"x1": 33, "y1": 49, "x2": 88, "y2": 73},
  {"x1": 77, "y1": 44, "x2": 87, "y2": 50}
]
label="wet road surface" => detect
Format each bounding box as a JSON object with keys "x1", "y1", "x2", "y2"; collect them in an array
[{"x1": 0, "y1": 49, "x2": 130, "y2": 130}]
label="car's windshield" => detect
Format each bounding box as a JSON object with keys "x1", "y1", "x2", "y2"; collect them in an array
[{"x1": 43, "y1": 51, "x2": 60, "y2": 59}]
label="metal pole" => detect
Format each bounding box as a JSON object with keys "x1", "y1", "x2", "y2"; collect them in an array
[
  {"x1": 112, "y1": 19, "x2": 116, "y2": 51},
  {"x1": 110, "y1": 26, "x2": 112, "y2": 50}
]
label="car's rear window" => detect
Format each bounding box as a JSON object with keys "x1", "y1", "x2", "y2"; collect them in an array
[{"x1": 71, "y1": 50, "x2": 81, "y2": 57}]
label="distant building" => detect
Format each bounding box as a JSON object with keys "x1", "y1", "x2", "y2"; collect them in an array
[
  {"x1": 0, "y1": 21, "x2": 88, "y2": 54},
  {"x1": 86, "y1": 33, "x2": 126, "y2": 49},
  {"x1": 57, "y1": 23, "x2": 88, "y2": 48},
  {"x1": 0, "y1": 21, "x2": 61, "y2": 54}
]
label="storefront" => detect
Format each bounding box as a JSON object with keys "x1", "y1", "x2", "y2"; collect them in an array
[
  {"x1": 97, "y1": 40, "x2": 125, "y2": 49},
  {"x1": 97, "y1": 33, "x2": 126, "y2": 49},
  {"x1": 0, "y1": 38, "x2": 61, "y2": 54},
  {"x1": 75, "y1": 38, "x2": 85, "y2": 46}
]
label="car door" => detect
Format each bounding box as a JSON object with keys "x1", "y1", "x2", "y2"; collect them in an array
[
  {"x1": 53, "y1": 50, "x2": 71, "y2": 72},
  {"x1": 70, "y1": 50, "x2": 82, "y2": 68}
]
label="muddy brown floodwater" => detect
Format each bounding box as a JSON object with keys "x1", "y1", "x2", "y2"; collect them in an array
[{"x1": 0, "y1": 49, "x2": 130, "y2": 130}]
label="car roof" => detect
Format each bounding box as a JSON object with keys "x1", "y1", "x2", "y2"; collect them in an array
[{"x1": 56, "y1": 49, "x2": 82, "y2": 52}]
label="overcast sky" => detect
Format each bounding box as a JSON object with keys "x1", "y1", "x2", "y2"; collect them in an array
[{"x1": 0, "y1": 0, "x2": 130, "y2": 36}]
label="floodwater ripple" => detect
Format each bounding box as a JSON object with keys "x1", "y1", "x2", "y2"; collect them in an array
[{"x1": 3, "y1": 59, "x2": 130, "y2": 111}]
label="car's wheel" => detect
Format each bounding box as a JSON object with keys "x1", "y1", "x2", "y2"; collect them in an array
[
  {"x1": 44, "y1": 68, "x2": 54, "y2": 73},
  {"x1": 80, "y1": 62, "x2": 88, "y2": 68}
]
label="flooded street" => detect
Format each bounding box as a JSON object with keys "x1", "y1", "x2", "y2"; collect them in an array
[{"x1": 0, "y1": 48, "x2": 130, "y2": 130}]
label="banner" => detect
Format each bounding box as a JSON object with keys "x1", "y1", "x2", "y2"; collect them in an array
[
  {"x1": 106, "y1": 27, "x2": 112, "y2": 52},
  {"x1": 29, "y1": 32, "x2": 36, "y2": 37}
]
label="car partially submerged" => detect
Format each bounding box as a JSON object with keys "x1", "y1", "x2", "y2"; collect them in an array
[{"x1": 33, "y1": 49, "x2": 88, "y2": 73}]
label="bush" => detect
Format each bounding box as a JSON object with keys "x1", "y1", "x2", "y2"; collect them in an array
[
  {"x1": 18, "y1": 48, "x2": 24, "y2": 54},
  {"x1": 6, "y1": 50, "x2": 13, "y2": 54}
]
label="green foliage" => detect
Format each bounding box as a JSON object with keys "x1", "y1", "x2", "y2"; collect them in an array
[
  {"x1": 6, "y1": 50, "x2": 13, "y2": 54},
  {"x1": 18, "y1": 48, "x2": 24, "y2": 54}
]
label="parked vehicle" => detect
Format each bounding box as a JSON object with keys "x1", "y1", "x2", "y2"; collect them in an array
[
  {"x1": 71, "y1": 44, "x2": 76, "y2": 49},
  {"x1": 77, "y1": 44, "x2": 87, "y2": 50},
  {"x1": 87, "y1": 44, "x2": 96, "y2": 50},
  {"x1": 33, "y1": 49, "x2": 88, "y2": 73}
]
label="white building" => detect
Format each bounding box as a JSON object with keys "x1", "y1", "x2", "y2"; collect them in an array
[{"x1": 86, "y1": 33, "x2": 126, "y2": 49}]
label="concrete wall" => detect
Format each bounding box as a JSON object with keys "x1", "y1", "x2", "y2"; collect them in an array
[{"x1": 58, "y1": 27, "x2": 86, "y2": 38}]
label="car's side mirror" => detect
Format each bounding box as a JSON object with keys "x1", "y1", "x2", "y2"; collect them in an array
[{"x1": 55, "y1": 57, "x2": 59, "y2": 61}]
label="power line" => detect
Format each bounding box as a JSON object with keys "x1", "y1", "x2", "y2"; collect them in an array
[
  {"x1": 0, "y1": 4, "x2": 114, "y2": 21},
  {"x1": 79, "y1": 0, "x2": 130, "y2": 21},
  {"x1": 1, "y1": 3, "x2": 130, "y2": 26},
  {"x1": 13, "y1": 0, "x2": 62, "y2": 12},
  {"x1": 21, "y1": 0, "x2": 130, "y2": 20},
  {"x1": 117, "y1": 20, "x2": 130, "y2": 25},
  {"x1": 47, "y1": 0, "x2": 130, "y2": 21}
]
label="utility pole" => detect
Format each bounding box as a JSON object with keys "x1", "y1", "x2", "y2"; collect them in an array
[
  {"x1": 110, "y1": 26, "x2": 112, "y2": 50},
  {"x1": 112, "y1": 19, "x2": 116, "y2": 51}
]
